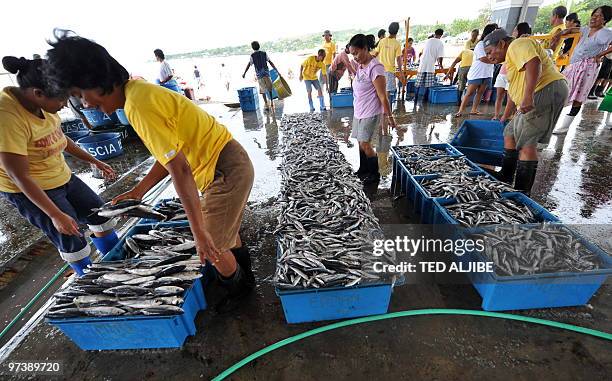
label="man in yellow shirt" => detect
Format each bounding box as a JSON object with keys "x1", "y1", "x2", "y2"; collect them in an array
[
  {"x1": 444, "y1": 48, "x2": 474, "y2": 103},
  {"x1": 464, "y1": 29, "x2": 479, "y2": 50},
  {"x1": 544, "y1": 5, "x2": 567, "y2": 61},
  {"x1": 300, "y1": 50, "x2": 327, "y2": 112},
  {"x1": 321, "y1": 30, "x2": 336, "y2": 92},
  {"x1": 484, "y1": 29, "x2": 568, "y2": 195},
  {"x1": 373, "y1": 22, "x2": 403, "y2": 102},
  {"x1": 46, "y1": 32, "x2": 257, "y2": 311}
]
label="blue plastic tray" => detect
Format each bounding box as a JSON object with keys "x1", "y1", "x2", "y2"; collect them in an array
[
  {"x1": 47, "y1": 221, "x2": 207, "y2": 350},
  {"x1": 331, "y1": 92, "x2": 353, "y2": 108},
  {"x1": 276, "y1": 283, "x2": 393, "y2": 324},
  {"x1": 429, "y1": 86, "x2": 459, "y2": 104},
  {"x1": 451, "y1": 120, "x2": 505, "y2": 166},
  {"x1": 457, "y1": 224, "x2": 612, "y2": 311}
]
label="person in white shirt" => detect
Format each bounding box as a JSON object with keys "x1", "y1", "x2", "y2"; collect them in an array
[
  {"x1": 455, "y1": 23, "x2": 498, "y2": 117},
  {"x1": 414, "y1": 29, "x2": 445, "y2": 102}
]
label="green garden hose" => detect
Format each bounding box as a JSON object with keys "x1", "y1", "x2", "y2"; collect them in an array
[{"x1": 212, "y1": 308, "x2": 612, "y2": 381}]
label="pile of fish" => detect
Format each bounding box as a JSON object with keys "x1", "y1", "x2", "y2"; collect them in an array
[
  {"x1": 274, "y1": 114, "x2": 395, "y2": 290},
  {"x1": 94, "y1": 199, "x2": 186, "y2": 222},
  {"x1": 46, "y1": 226, "x2": 202, "y2": 318},
  {"x1": 471, "y1": 224, "x2": 603, "y2": 275},
  {"x1": 152, "y1": 198, "x2": 187, "y2": 221},
  {"x1": 402, "y1": 156, "x2": 474, "y2": 176},
  {"x1": 445, "y1": 198, "x2": 538, "y2": 226},
  {"x1": 394, "y1": 145, "x2": 450, "y2": 160},
  {"x1": 420, "y1": 173, "x2": 514, "y2": 202}
]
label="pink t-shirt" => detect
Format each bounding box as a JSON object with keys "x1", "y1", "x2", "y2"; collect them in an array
[
  {"x1": 331, "y1": 51, "x2": 356, "y2": 77},
  {"x1": 351, "y1": 57, "x2": 385, "y2": 119}
]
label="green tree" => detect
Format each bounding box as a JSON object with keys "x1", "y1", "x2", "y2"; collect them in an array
[{"x1": 533, "y1": 0, "x2": 610, "y2": 34}]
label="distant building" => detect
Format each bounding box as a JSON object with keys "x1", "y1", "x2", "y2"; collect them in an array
[{"x1": 491, "y1": 0, "x2": 544, "y2": 32}]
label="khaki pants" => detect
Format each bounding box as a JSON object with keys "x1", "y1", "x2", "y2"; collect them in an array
[{"x1": 200, "y1": 140, "x2": 254, "y2": 251}]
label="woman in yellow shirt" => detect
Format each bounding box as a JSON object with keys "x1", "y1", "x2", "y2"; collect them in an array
[
  {"x1": 0, "y1": 56, "x2": 118, "y2": 275},
  {"x1": 45, "y1": 31, "x2": 255, "y2": 311},
  {"x1": 483, "y1": 29, "x2": 568, "y2": 195}
]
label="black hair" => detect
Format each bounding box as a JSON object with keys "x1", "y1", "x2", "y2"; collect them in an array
[
  {"x1": 45, "y1": 29, "x2": 130, "y2": 96},
  {"x1": 378, "y1": 29, "x2": 386, "y2": 38},
  {"x1": 552, "y1": 5, "x2": 568, "y2": 19},
  {"x1": 251, "y1": 41, "x2": 260, "y2": 50},
  {"x1": 2, "y1": 56, "x2": 62, "y2": 97},
  {"x1": 593, "y1": 5, "x2": 612, "y2": 24},
  {"x1": 566, "y1": 12, "x2": 581, "y2": 26},
  {"x1": 515, "y1": 22, "x2": 532, "y2": 36},
  {"x1": 434, "y1": 29, "x2": 444, "y2": 37},
  {"x1": 407, "y1": 37, "x2": 414, "y2": 43},
  {"x1": 349, "y1": 34, "x2": 376, "y2": 51},
  {"x1": 389, "y1": 22, "x2": 400, "y2": 35},
  {"x1": 472, "y1": 29, "x2": 479, "y2": 34},
  {"x1": 153, "y1": 49, "x2": 165, "y2": 60},
  {"x1": 317, "y1": 48, "x2": 326, "y2": 56},
  {"x1": 481, "y1": 23, "x2": 498, "y2": 41}
]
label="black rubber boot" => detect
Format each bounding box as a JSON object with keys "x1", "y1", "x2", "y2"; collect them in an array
[
  {"x1": 595, "y1": 85, "x2": 605, "y2": 98},
  {"x1": 362, "y1": 156, "x2": 380, "y2": 185},
  {"x1": 231, "y1": 246, "x2": 255, "y2": 287},
  {"x1": 514, "y1": 160, "x2": 538, "y2": 196},
  {"x1": 495, "y1": 148, "x2": 518, "y2": 184},
  {"x1": 587, "y1": 85, "x2": 597, "y2": 100},
  {"x1": 215, "y1": 263, "x2": 254, "y2": 313},
  {"x1": 355, "y1": 149, "x2": 368, "y2": 179}
]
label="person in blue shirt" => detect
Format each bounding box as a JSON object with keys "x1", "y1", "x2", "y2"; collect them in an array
[{"x1": 242, "y1": 41, "x2": 279, "y2": 111}]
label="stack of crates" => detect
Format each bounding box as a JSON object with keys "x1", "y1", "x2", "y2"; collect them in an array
[{"x1": 237, "y1": 87, "x2": 259, "y2": 112}]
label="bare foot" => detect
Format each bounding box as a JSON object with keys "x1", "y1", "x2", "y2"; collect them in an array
[{"x1": 469, "y1": 110, "x2": 482, "y2": 115}]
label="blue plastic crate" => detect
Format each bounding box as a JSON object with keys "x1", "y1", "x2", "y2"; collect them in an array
[
  {"x1": 429, "y1": 86, "x2": 459, "y2": 104},
  {"x1": 276, "y1": 283, "x2": 392, "y2": 324},
  {"x1": 331, "y1": 92, "x2": 353, "y2": 108},
  {"x1": 432, "y1": 192, "x2": 560, "y2": 227},
  {"x1": 391, "y1": 143, "x2": 464, "y2": 161},
  {"x1": 47, "y1": 221, "x2": 207, "y2": 350},
  {"x1": 237, "y1": 87, "x2": 260, "y2": 112},
  {"x1": 47, "y1": 278, "x2": 205, "y2": 350},
  {"x1": 269, "y1": 69, "x2": 280, "y2": 99},
  {"x1": 457, "y1": 224, "x2": 612, "y2": 311},
  {"x1": 451, "y1": 120, "x2": 505, "y2": 166}
]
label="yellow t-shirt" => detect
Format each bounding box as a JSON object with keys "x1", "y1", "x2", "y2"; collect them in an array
[
  {"x1": 322, "y1": 41, "x2": 336, "y2": 65},
  {"x1": 374, "y1": 37, "x2": 402, "y2": 73},
  {"x1": 542, "y1": 24, "x2": 565, "y2": 60},
  {"x1": 0, "y1": 88, "x2": 71, "y2": 193},
  {"x1": 464, "y1": 39, "x2": 477, "y2": 50},
  {"x1": 459, "y1": 49, "x2": 474, "y2": 67},
  {"x1": 123, "y1": 80, "x2": 232, "y2": 191},
  {"x1": 301, "y1": 56, "x2": 326, "y2": 81},
  {"x1": 506, "y1": 38, "x2": 566, "y2": 105}
]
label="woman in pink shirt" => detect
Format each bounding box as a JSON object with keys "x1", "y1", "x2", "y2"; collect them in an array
[{"x1": 349, "y1": 34, "x2": 396, "y2": 185}]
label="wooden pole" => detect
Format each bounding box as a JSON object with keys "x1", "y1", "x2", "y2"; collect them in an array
[{"x1": 401, "y1": 17, "x2": 410, "y2": 101}]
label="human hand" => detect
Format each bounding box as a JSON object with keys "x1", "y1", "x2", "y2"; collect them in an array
[
  {"x1": 194, "y1": 229, "x2": 221, "y2": 264},
  {"x1": 518, "y1": 97, "x2": 535, "y2": 114},
  {"x1": 94, "y1": 160, "x2": 116, "y2": 180},
  {"x1": 299, "y1": 75, "x2": 303, "y2": 82},
  {"x1": 112, "y1": 188, "x2": 143, "y2": 205},
  {"x1": 387, "y1": 115, "x2": 397, "y2": 130},
  {"x1": 51, "y1": 212, "x2": 81, "y2": 236}
]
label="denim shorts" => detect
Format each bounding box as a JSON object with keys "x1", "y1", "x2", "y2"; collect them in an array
[
  {"x1": 0, "y1": 174, "x2": 116, "y2": 262},
  {"x1": 305, "y1": 79, "x2": 322, "y2": 92},
  {"x1": 467, "y1": 77, "x2": 492, "y2": 88},
  {"x1": 385, "y1": 71, "x2": 397, "y2": 91}
]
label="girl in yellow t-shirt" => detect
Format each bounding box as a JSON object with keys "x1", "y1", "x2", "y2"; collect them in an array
[
  {"x1": 45, "y1": 31, "x2": 256, "y2": 311},
  {"x1": 0, "y1": 56, "x2": 119, "y2": 275}
]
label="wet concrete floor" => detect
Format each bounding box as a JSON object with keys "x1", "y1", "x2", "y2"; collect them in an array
[{"x1": 0, "y1": 95, "x2": 611, "y2": 379}]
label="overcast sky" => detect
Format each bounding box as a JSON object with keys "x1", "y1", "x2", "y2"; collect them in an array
[{"x1": 1, "y1": 0, "x2": 501, "y2": 69}]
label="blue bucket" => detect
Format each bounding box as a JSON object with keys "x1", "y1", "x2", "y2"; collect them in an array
[
  {"x1": 65, "y1": 130, "x2": 90, "y2": 141},
  {"x1": 77, "y1": 132, "x2": 123, "y2": 160},
  {"x1": 82, "y1": 108, "x2": 115, "y2": 127},
  {"x1": 114, "y1": 109, "x2": 130, "y2": 125}
]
